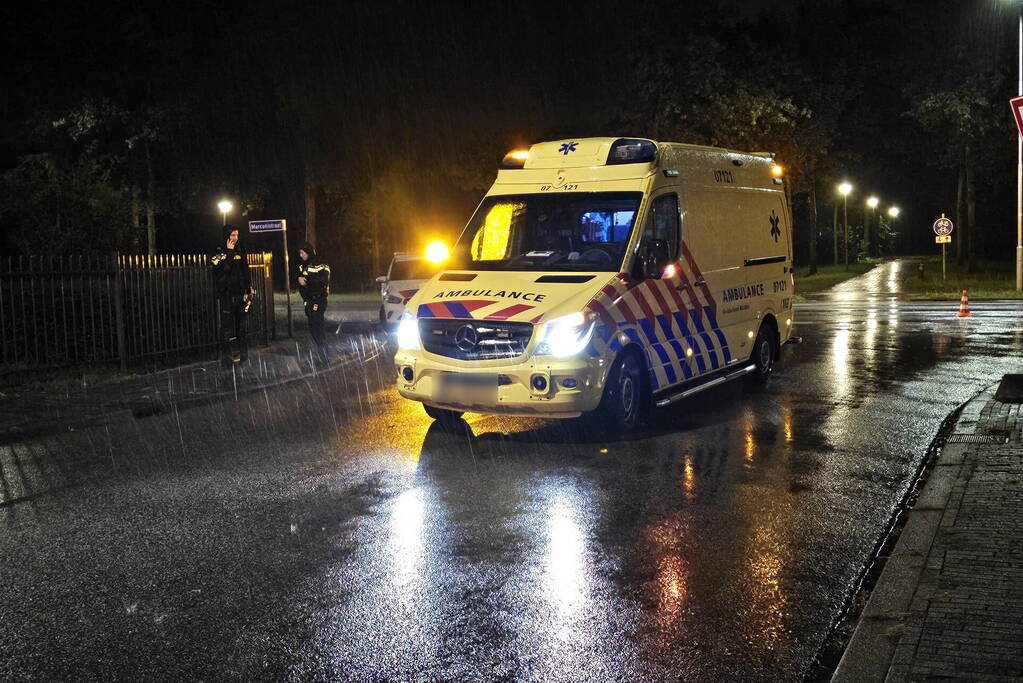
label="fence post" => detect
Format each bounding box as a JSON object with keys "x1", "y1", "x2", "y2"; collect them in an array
[{"x1": 112, "y1": 252, "x2": 127, "y2": 371}]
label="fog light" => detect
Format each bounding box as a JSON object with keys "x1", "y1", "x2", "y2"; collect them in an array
[
  {"x1": 401, "y1": 366, "x2": 414, "y2": 382},
  {"x1": 531, "y1": 374, "x2": 549, "y2": 392},
  {"x1": 560, "y1": 377, "x2": 578, "y2": 389}
]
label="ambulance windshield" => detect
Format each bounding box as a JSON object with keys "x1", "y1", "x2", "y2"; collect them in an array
[{"x1": 454, "y1": 192, "x2": 642, "y2": 271}]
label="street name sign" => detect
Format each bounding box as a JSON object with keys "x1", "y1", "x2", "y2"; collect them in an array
[
  {"x1": 936, "y1": 235, "x2": 951, "y2": 244},
  {"x1": 1012, "y1": 96, "x2": 1023, "y2": 138},
  {"x1": 933, "y1": 217, "x2": 953, "y2": 236},
  {"x1": 248, "y1": 218, "x2": 295, "y2": 336},
  {"x1": 249, "y1": 219, "x2": 287, "y2": 233}
]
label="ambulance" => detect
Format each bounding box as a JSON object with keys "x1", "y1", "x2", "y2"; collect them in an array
[{"x1": 394, "y1": 137, "x2": 797, "y2": 431}]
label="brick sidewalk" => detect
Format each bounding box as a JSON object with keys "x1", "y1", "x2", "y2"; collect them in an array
[{"x1": 834, "y1": 385, "x2": 1023, "y2": 681}]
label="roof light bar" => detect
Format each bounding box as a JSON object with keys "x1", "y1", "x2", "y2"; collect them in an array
[
  {"x1": 606, "y1": 138, "x2": 657, "y2": 165},
  {"x1": 501, "y1": 149, "x2": 530, "y2": 168}
]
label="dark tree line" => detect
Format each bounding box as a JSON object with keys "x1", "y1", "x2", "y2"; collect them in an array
[{"x1": 2, "y1": 0, "x2": 1019, "y2": 288}]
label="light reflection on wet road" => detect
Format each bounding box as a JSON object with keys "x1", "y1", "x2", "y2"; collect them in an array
[
  {"x1": 1, "y1": 260, "x2": 1021, "y2": 681},
  {"x1": 294, "y1": 263, "x2": 1023, "y2": 681}
]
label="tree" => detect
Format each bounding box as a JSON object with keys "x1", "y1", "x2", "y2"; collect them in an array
[
  {"x1": 0, "y1": 153, "x2": 134, "y2": 254},
  {"x1": 910, "y1": 79, "x2": 1001, "y2": 272}
]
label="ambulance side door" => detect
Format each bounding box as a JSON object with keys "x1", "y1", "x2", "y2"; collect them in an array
[
  {"x1": 636, "y1": 190, "x2": 686, "y2": 389},
  {"x1": 678, "y1": 188, "x2": 745, "y2": 372}
]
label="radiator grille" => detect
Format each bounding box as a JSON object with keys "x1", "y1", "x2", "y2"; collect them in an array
[{"x1": 420, "y1": 319, "x2": 533, "y2": 361}]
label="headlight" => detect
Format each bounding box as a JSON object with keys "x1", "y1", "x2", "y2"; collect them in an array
[
  {"x1": 534, "y1": 312, "x2": 595, "y2": 357},
  {"x1": 396, "y1": 313, "x2": 420, "y2": 350},
  {"x1": 385, "y1": 294, "x2": 403, "y2": 304}
]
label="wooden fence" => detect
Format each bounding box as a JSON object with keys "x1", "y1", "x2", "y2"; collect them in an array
[{"x1": 0, "y1": 253, "x2": 275, "y2": 371}]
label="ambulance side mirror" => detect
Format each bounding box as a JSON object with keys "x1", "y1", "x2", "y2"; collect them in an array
[
  {"x1": 375, "y1": 275, "x2": 387, "y2": 284},
  {"x1": 639, "y1": 239, "x2": 670, "y2": 279}
]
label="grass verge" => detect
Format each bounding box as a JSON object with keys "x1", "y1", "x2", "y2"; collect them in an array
[
  {"x1": 793, "y1": 262, "x2": 876, "y2": 294},
  {"x1": 900, "y1": 258, "x2": 1023, "y2": 299}
]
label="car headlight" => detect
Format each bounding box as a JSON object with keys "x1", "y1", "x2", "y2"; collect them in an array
[
  {"x1": 396, "y1": 313, "x2": 420, "y2": 350},
  {"x1": 534, "y1": 312, "x2": 595, "y2": 357},
  {"x1": 385, "y1": 294, "x2": 403, "y2": 304}
]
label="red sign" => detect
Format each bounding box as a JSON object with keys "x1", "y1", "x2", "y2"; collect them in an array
[{"x1": 1012, "y1": 96, "x2": 1023, "y2": 138}]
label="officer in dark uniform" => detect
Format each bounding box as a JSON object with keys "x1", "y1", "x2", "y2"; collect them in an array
[
  {"x1": 211, "y1": 225, "x2": 254, "y2": 367},
  {"x1": 297, "y1": 242, "x2": 331, "y2": 360}
]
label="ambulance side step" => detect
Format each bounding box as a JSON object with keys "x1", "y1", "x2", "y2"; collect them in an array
[{"x1": 654, "y1": 364, "x2": 757, "y2": 408}]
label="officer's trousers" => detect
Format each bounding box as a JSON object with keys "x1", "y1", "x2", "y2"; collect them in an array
[
  {"x1": 305, "y1": 299, "x2": 327, "y2": 357},
  {"x1": 218, "y1": 295, "x2": 248, "y2": 362}
]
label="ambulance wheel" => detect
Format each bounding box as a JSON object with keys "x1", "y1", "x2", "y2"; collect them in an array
[
  {"x1": 423, "y1": 404, "x2": 464, "y2": 428},
  {"x1": 378, "y1": 306, "x2": 387, "y2": 326},
  {"x1": 751, "y1": 324, "x2": 776, "y2": 384},
  {"x1": 595, "y1": 351, "x2": 646, "y2": 433}
]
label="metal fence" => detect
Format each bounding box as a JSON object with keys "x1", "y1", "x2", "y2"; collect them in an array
[{"x1": 0, "y1": 253, "x2": 275, "y2": 371}]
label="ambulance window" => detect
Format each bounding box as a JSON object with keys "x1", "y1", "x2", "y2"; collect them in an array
[
  {"x1": 471, "y1": 202, "x2": 523, "y2": 261},
  {"x1": 644, "y1": 194, "x2": 680, "y2": 258},
  {"x1": 456, "y1": 192, "x2": 642, "y2": 271},
  {"x1": 580, "y1": 210, "x2": 635, "y2": 243}
]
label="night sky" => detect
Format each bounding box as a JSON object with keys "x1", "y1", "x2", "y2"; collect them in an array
[{"x1": 2, "y1": 1, "x2": 1019, "y2": 287}]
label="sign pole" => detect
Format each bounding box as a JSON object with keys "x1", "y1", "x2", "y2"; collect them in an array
[
  {"x1": 282, "y1": 223, "x2": 293, "y2": 338},
  {"x1": 933, "y1": 213, "x2": 954, "y2": 283},
  {"x1": 249, "y1": 219, "x2": 293, "y2": 338}
]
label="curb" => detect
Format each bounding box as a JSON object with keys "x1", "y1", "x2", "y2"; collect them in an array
[{"x1": 830, "y1": 383, "x2": 998, "y2": 682}]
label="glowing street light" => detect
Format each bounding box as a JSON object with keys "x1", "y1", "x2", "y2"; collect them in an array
[
  {"x1": 217, "y1": 199, "x2": 233, "y2": 226},
  {"x1": 866, "y1": 196, "x2": 879, "y2": 209},
  {"x1": 888, "y1": 206, "x2": 900, "y2": 218},
  {"x1": 838, "y1": 183, "x2": 852, "y2": 270}
]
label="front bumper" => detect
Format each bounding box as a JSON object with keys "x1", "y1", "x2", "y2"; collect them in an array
[
  {"x1": 394, "y1": 349, "x2": 608, "y2": 418},
  {"x1": 382, "y1": 301, "x2": 407, "y2": 322}
]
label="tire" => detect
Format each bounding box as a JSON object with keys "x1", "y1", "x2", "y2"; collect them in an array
[
  {"x1": 378, "y1": 305, "x2": 387, "y2": 326},
  {"x1": 750, "y1": 324, "x2": 776, "y2": 384},
  {"x1": 423, "y1": 404, "x2": 464, "y2": 428},
  {"x1": 593, "y1": 351, "x2": 647, "y2": 433}
]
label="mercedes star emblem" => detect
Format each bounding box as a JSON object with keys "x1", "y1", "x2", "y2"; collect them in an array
[{"x1": 454, "y1": 324, "x2": 479, "y2": 352}]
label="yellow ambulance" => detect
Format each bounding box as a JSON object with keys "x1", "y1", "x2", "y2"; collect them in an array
[{"x1": 394, "y1": 137, "x2": 797, "y2": 431}]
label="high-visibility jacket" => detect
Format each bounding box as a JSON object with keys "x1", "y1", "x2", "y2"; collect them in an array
[
  {"x1": 211, "y1": 246, "x2": 249, "y2": 298},
  {"x1": 298, "y1": 259, "x2": 330, "y2": 302}
]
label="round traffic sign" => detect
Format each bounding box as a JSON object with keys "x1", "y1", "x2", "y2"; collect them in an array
[{"x1": 933, "y1": 217, "x2": 954, "y2": 236}]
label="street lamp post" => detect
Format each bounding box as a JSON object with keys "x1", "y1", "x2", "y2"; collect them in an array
[
  {"x1": 839, "y1": 182, "x2": 853, "y2": 270},
  {"x1": 867, "y1": 196, "x2": 879, "y2": 257},
  {"x1": 1017, "y1": 1, "x2": 1022, "y2": 290},
  {"x1": 888, "y1": 206, "x2": 900, "y2": 253},
  {"x1": 218, "y1": 199, "x2": 233, "y2": 227}
]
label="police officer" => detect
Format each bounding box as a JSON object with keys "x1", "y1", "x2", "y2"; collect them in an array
[
  {"x1": 297, "y1": 242, "x2": 331, "y2": 360},
  {"x1": 211, "y1": 225, "x2": 254, "y2": 367}
]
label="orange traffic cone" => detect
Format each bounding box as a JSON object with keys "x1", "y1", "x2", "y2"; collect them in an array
[{"x1": 957, "y1": 289, "x2": 971, "y2": 317}]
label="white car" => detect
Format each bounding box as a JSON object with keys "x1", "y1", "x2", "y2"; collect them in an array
[{"x1": 376, "y1": 254, "x2": 434, "y2": 327}]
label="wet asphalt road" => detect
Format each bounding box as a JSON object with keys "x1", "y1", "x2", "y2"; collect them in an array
[{"x1": 1, "y1": 260, "x2": 1021, "y2": 682}]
